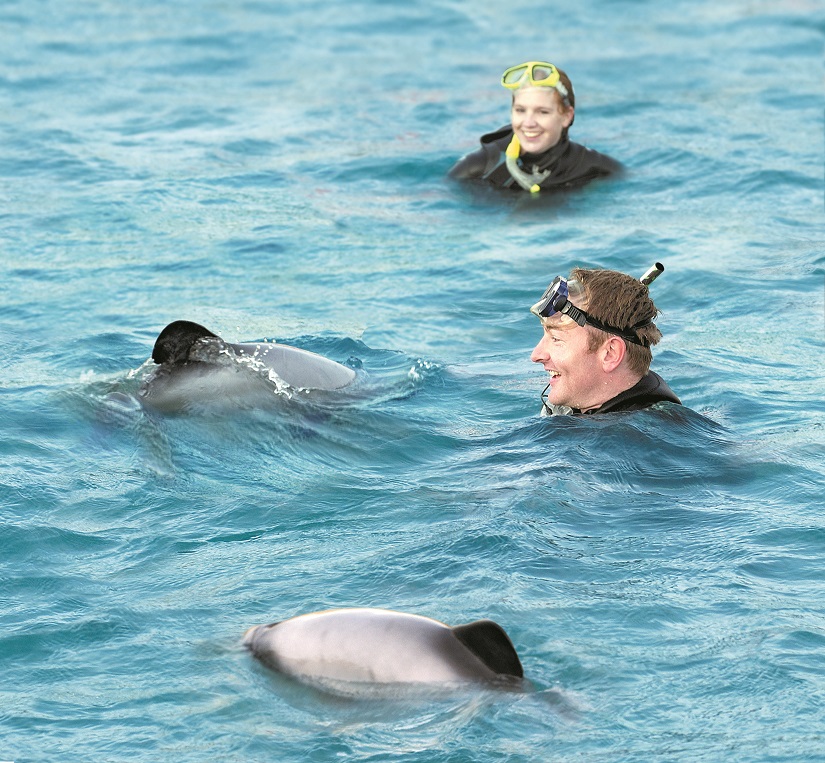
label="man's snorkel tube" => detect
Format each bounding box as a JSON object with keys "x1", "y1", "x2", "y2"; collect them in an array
[{"x1": 640, "y1": 262, "x2": 664, "y2": 287}]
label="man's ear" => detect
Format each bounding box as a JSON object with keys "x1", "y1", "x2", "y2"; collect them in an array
[{"x1": 600, "y1": 336, "x2": 626, "y2": 373}]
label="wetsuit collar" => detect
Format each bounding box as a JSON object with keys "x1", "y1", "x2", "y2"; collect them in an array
[{"x1": 542, "y1": 371, "x2": 681, "y2": 416}]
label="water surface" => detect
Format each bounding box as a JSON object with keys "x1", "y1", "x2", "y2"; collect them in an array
[{"x1": 1, "y1": 1, "x2": 823, "y2": 761}]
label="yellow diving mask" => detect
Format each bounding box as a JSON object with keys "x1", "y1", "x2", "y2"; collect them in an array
[{"x1": 501, "y1": 61, "x2": 570, "y2": 102}]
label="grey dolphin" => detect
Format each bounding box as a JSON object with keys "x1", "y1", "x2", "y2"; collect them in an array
[
  {"x1": 139, "y1": 320, "x2": 355, "y2": 409},
  {"x1": 243, "y1": 607, "x2": 524, "y2": 687}
]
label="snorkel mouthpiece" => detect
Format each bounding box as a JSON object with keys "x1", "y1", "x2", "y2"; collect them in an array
[
  {"x1": 505, "y1": 136, "x2": 521, "y2": 160},
  {"x1": 640, "y1": 262, "x2": 664, "y2": 287}
]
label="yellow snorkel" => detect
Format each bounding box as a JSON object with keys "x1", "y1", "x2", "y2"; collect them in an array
[{"x1": 505, "y1": 135, "x2": 547, "y2": 193}]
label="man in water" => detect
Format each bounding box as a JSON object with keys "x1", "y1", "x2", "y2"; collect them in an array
[{"x1": 530, "y1": 266, "x2": 681, "y2": 415}]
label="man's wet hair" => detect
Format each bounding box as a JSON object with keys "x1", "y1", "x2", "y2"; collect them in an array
[{"x1": 571, "y1": 267, "x2": 663, "y2": 376}]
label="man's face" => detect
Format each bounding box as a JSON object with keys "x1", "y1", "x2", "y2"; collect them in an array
[{"x1": 530, "y1": 321, "x2": 606, "y2": 411}]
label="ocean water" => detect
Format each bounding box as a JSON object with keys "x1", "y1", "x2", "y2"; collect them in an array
[{"x1": 1, "y1": 0, "x2": 824, "y2": 760}]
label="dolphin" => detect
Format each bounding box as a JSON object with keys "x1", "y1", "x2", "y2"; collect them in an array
[
  {"x1": 138, "y1": 320, "x2": 356, "y2": 410},
  {"x1": 243, "y1": 607, "x2": 524, "y2": 688}
]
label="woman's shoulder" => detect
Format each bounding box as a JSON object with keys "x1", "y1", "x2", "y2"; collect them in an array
[
  {"x1": 479, "y1": 125, "x2": 513, "y2": 148},
  {"x1": 448, "y1": 126, "x2": 512, "y2": 179},
  {"x1": 565, "y1": 140, "x2": 623, "y2": 175}
]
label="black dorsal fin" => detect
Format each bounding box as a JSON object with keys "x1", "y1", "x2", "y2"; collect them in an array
[
  {"x1": 152, "y1": 321, "x2": 219, "y2": 365},
  {"x1": 452, "y1": 619, "x2": 523, "y2": 679}
]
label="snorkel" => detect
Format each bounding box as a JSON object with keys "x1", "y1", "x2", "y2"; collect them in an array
[
  {"x1": 640, "y1": 262, "x2": 664, "y2": 287},
  {"x1": 505, "y1": 135, "x2": 548, "y2": 193}
]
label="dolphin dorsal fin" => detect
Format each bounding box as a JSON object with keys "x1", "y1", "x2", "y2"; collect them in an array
[
  {"x1": 451, "y1": 619, "x2": 523, "y2": 678},
  {"x1": 152, "y1": 321, "x2": 219, "y2": 365}
]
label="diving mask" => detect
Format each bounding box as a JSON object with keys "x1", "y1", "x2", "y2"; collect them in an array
[
  {"x1": 530, "y1": 276, "x2": 652, "y2": 347},
  {"x1": 501, "y1": 61, "x2": 570, "y2": 102}
]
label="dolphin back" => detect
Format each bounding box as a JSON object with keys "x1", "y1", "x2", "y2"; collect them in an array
[
  {"x1": 230, "y1": 342, "x2": 356, "y2": 390},
  {"x1": 451, "y1": 619, "x2": 524, "y2": 679}
]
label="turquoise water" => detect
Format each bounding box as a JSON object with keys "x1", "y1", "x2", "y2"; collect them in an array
[{"x1": 2, "y1": 0, "x2": 824, "y2": 760}]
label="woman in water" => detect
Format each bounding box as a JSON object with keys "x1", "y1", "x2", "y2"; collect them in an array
[{"x1": 449, "y1": 61, "x2": 621, "y2": 192}]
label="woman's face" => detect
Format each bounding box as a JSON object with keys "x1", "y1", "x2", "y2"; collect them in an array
[{"x1": 511, "y1": 87, "x2": 574, "y2": 155}]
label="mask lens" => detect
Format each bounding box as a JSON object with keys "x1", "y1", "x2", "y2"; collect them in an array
[
  {"x1": 530, "y1": 276, "x2": 568, "y2": 318},
  {"x1": 502, "y1": 65, "x2": 528, "y2": 86},
  {"x1": 531, "y1": 65, "x2": 556, "y2": 84}
]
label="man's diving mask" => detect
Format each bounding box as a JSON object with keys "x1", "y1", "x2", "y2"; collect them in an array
[
  {"x1": 501, "y1": 61, "x2": 570, "y2": 104},
  {"x1": 530, "y1": 276, "x2": 653, "y2": 347}
]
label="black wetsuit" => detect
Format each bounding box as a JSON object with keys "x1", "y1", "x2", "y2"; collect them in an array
[
  {"x1": 449, "y1": 126, "x2": 621, "y2": 190},
  {"x1": 544, "y1": 372, "x2": 681, "y2": 416}
]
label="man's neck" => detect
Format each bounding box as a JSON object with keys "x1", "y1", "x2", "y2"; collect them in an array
[{"x1": 578, "y1": 370, "x2": 645, "y2": 414}]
